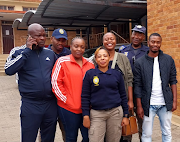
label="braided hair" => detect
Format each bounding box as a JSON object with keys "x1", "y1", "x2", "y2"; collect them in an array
[{"x1": 71, "y1": 36, "x2": 85, "y2": 45}]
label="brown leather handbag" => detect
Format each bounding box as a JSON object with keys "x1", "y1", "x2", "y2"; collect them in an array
[{"x1": 122, "y1": 110, "x2": 138, "y2": 136}]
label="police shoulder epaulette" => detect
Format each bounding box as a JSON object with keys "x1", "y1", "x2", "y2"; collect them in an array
[{"x1": 119, "y1": 45, "x2": 126, "y2": 51}]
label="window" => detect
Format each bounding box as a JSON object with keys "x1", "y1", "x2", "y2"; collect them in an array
[
  {"x1": 23, "y1": 7, "x2": 36, "y2": 11},
  {"x1": 0, "y1": 5, "x2": 14, "y2": 10},
  {"x1": 0, "y1": 6, "x2": 6, "y2": 10},
  {"x1": 44, "y1": 28, "x2": 49, "y2": 37},
  {"x1": 8, "y1": 6, "x2": 14, "y2": 10}
]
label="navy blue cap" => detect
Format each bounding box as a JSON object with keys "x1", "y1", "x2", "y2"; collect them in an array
[
  {"x1": 132, "y1": 25, "x2": 146, "y2": 34},
  {"x1": 52, "y1": 28, "x2": 68, "y2": 40}
]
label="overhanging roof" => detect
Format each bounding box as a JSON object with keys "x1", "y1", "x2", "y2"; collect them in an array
[{"x1": 13, "y1": 0, "x2": 147, "y2": 30}]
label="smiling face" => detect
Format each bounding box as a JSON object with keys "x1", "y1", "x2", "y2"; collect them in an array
[
  {"x1": 95, "y1": 48, "x2": 110, "y2": 69},
  {"x1": 148, "y1": 35, "x2": 162, "y2": 54},
  {"x1": 103, "y1": 33, "x2": 116, "y2": 51},
  {"x1": 131, "y1": 31, "x2": 145, "y2": 48},
  {"x1": 70, "y1": 38, "x2": 85, "y2": 60}
]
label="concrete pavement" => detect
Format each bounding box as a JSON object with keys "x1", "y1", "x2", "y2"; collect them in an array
[{"x1": 0, "y1": 75, "x2": 180, "y2": 142}]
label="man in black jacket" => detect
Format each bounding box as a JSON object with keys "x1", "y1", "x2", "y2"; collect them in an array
[{"x1": 134, "y1": 33, "x2": 177, "y2": 142}]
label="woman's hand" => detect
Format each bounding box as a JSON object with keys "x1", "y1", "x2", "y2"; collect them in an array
[
  {"x1": 83, "y1": 116, "x2": 90, "y2": 129},
  {"x1": 128, "y1": 100, "x2": 134, "y2": 110},
  {"x1": 121, "y1": 117, "x2": 129, "y2": 127}
]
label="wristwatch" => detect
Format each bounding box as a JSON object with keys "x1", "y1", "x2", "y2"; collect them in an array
[{"x1": 123, "y1": 114, "x2": 129, "y2": 118}]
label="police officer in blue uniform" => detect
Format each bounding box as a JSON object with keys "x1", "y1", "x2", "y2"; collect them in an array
[
  {"x1": 47, "y1": 28, "x2": 71, "y2": 142},
  {"x1": 48, "y1": 28, "x2": 71, "y2": 58},
  {"x1": 119, "y1": 25, "x2": 149, "y2": 142},
  {"x1": 119, "y1": 25, "x2": 149, "y2": 73}
]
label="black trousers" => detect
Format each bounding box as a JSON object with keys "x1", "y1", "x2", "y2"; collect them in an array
[{"x1": 20, "y1": 99, "x2": 57, "y2": 142}]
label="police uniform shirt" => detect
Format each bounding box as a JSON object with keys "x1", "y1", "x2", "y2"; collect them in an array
[
  {"x1": 81, "y1": 66, "x2": 128, "y2": 116},
  {"x1": 119, "y1": 44, "x2": 149, "y2": 72},
  {"x1": 47, "y1": 44, "x2": 71, "y2": 58}
]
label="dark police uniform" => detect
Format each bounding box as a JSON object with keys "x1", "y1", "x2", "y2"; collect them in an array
[
  {"x1": 82, "y1": 67, "x2": 128, "y2": 116},
  {"x1": 82, "y1": 67, "x2": 129, "y2": 141},
  {"x1": 47, "y1": 44, "x2": 71, "y2": 58},
  {"x1": 119, "y1": 44, "x2": 149, "y2": 142},
  {"x1": 119, "y1": 44, "x2": 149, "y2": 73}
]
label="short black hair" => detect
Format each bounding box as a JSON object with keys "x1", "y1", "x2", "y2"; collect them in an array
[{"x1": 149, "y1": 33, "x2": 162, "y2": 40}]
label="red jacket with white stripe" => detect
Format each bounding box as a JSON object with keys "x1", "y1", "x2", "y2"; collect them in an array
[{"x1": 51, "y1": 54, "x2": 94, "y2": 114}]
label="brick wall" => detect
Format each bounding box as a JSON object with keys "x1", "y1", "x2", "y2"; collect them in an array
[
  {"x1": 0, "y1": 21, "x2": 2, "y2": 54},
  {"x1": 13, "y1": 29, "x2": 77, "y2": 48},
  {"x1": 14, "y1": 29, "x2": 27, "y2": 47},
  {"x1": 147, "y1": 0, "x2": 180, "y2": 116}
]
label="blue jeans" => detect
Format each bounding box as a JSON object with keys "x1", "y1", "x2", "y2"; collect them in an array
[
  {"x1": 58, "y1": 106, "x2": 89, "y2": 142},
  {"x1": 141, "y1": 105, "x2": 172, "y2": 142}
]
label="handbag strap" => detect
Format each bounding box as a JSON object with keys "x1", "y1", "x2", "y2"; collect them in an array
[
  {"x1": 111, "y1": 52, "x2": 118, "y2": 69},
  {"x1": 129, "y1": 109, "x2": 135, "y2": 117}
]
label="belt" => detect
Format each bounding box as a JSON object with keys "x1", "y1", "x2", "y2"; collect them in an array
[{"x1": 103, "y1": 107, "x2": 115, "y2": 111}]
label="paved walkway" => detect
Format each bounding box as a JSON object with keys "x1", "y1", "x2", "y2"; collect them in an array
[{"x1": 0, "y1": 75, "x2": 180, "y2": 142}]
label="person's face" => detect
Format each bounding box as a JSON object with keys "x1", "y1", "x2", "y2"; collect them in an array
[
  {"x1": 148, "y1": 35, "x2": 162, "y2": 53},
  {"x1": 30, "y1": 28, "x2": 46, "y2": 48},
  {"x1": 70, "y1": 39, "x2": 85, "y2": 60},
  {"x1": 95, "y1": 49, "x2": 110, "y2": 68},
  {"x1": 131, "y1": 31, "x2": 145, "y2": 47},
  {"x1": 103, "y1": 33, "x2": 116, "y2": 51},
  {"x1": 51, "y1": 37, "x2": 66, "y2": 51}
]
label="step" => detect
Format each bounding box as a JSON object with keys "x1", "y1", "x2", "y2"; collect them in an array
[
  {"x1": 0, "y1": 71, "x2": 6, "y2": 76},
  {"x1": 0, "y1": 63, "x2": 6, "y2": 66},
  {"x1": 0, "y1": 55, "x2": 9, "y2": 76},
  {"x1": 0, "y1": 59, "x2": 7, "y2": 61},
  {"x1": 0, "y1": 68, "x2": 5, "y2": 72},
  {"x1": 0, "y1": 64, "x2": 5, "y2": 67},
  {"x1": 0, "y1": 54, "x2": 9, "y2": 59}
]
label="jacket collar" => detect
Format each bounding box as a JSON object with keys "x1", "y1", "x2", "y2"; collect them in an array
[
  {"x1": 129, "y1": 43, "x2": 147, "y2": 51},
  {"x1": 70, "y1": 54, "x2": 87, "y2": 66},
  {"x1": 95, "y1": 66, "x2": 112, "y2": 75},
  {"x1": 145, "y1": 50, "x2": 163, "y2": 60},
  {"x1": 47, "y1": 44, "x2": 67, "y2": 56}
]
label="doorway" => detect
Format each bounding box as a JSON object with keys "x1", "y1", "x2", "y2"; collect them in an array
[{"x1": 2, "y1": 25, "x2": 14, "y2": 54}]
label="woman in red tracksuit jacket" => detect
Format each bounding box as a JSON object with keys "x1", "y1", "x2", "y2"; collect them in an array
[{"x1": 51, "y1": 37, "x2": 94, "y2": 142}]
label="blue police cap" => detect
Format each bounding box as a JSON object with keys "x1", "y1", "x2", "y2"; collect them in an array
[
  {"x1": 132, "y1": 25, "x2": 146, "y2": 34},
  {"x1": 52, "y1": 28, "x2": 68, "y2": 40}
]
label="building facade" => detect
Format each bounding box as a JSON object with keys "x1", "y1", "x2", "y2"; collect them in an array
[
  {"x1": 147, "y1": 0, "x2": 180, "y2": 118},
  {"x1": 0, "y1": 0, "x2": 40, "y2": 54}
]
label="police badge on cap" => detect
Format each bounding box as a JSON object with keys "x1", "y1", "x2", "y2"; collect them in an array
[
  {"x1": 52, "y1": 28, "x2": 68, "y2": 40},
  {"x1": 132, "y1": 25, "x2": 146, "y2": 34},
  {"x1": 59, "y1": 29, "x2": 64, "y2": 34}
]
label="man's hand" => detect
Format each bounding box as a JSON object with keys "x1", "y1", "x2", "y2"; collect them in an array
[
  {"x1": 26, "y1": 35, "x2": 37, "y2": 50},
  {"x1": 121, "y1": 117, "x2": 129, "y2": 127},
  {"x1": 171, "y1": 84, "x2": 177, "y2": 112},
  {"x1": 83, "y1": 116, "x2": 90, "y2": 129},
  {"x1": 128, "y1": 100, "x2": 134, "y2": 110},
  {"x1": 172, "y1": 101, "x2": 177, "y2": 112},
  {"x1": 137, "y1": 106, "x2": 144, "y2": 119}
]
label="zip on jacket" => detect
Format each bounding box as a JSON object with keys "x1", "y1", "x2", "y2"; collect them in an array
[
  {"x1": 5, "y1": 45, "x2": 57, "y2": 103},
  {"x1": 52, "y1": 54, "x2": 94, "y2": 114}
]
